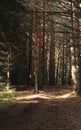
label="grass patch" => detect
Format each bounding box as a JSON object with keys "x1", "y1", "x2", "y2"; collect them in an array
[{"x1": 0, "y1": 88, "x2": 16, "y2": 110}]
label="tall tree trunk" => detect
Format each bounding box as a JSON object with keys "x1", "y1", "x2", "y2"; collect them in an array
[
  {"x1": 56, "y1": 44, "x2": 60, "y2": 84},
  {"x1": 74, "y1": 1, "x2": 81, "y2": 94},
  {"x1": 7, "y1": 54, "x2": 10, "y2": 90},
  {"x1": 61, "y1": 36, "x2": 65, "y2": 85},
  {"x1": 6, "y1": 46, "x2": 11, "y2": 90},
  {"x1": 42, "y1": 1, "x2": 46, "y2": 85},
  {"x1": 71, "y1": 1, "x2": 78, "y2": 92},
  {"x1": 71, "y1": 47, "x2": 78, "y2": 92},
  {"x1": 49, "y1": 20, "x2": 55, "y2": 85},
  {"x1": 33, "y1": 1, "x2": 38, "y2": 92}
]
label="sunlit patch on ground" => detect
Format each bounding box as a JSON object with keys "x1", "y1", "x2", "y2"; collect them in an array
[
  {"x1": 55, "y1": 91, "x2": 77, "y2": 99},
  {"x1": 15, "y1": 88, "x2": 77, "y2": 104}
]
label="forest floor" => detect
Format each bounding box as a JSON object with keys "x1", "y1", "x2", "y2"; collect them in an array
[{"x1": 0, "y1": 85, "x2": 81, "y2": 130}]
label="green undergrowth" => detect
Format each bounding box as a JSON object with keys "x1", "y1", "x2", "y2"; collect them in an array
[{"x1": 0, "y1": 87, "x2": 16, "y2": 110}]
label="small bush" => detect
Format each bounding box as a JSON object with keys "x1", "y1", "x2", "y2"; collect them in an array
[{"x1": 0, "y1": 87, "x2": 15, "y2": 109}]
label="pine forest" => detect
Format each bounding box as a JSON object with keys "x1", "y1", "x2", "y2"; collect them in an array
[{"x1": 0, "y1": 0, "x2": 81, "y2": 130}]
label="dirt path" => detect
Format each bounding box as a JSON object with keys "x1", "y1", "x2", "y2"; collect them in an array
[{"x1": 0, "y1": 87, "x2": 81, "y2": 130}]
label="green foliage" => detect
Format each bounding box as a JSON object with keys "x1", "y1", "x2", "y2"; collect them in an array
[
  {"x1": 0, "y1": 73, "x2": 15, "y2": 108},
  {"x1": 0, "y1": 76, "x2": 3, "y2": 80},
  {"x1": 0, "y1": 88, "x2": 15, "y2": 109}
]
